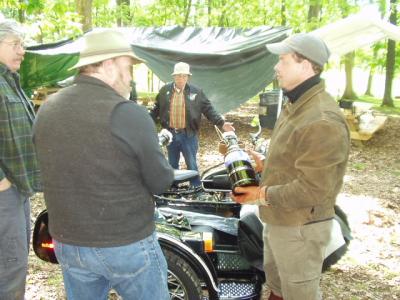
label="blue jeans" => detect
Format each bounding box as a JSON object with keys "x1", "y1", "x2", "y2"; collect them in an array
[
  {"x1": 0, "y1": 186, "x2": 30, "y2": 300},
  {"x1": 167, "y1": 131, "x2": 201, "y2": 186},
  {"x1": 54, "y1": 232, "x2": 169, "y2": 300}
]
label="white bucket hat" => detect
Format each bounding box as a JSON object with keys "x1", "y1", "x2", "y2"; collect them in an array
[
  {"x1": 70, "y1": 29, "x2": 143, "y2": 70},
  {"x1": 171, "y1": 62, "x2": 192, "y2": 76}
]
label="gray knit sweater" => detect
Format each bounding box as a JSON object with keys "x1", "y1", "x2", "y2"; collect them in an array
[{"x1": 33, "y1": 75, "x2": 174, "y2": 247}]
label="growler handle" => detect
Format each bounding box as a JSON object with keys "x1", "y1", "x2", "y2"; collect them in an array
[{"x1": 214, "y1": 125, "x2": 226, "y2": 144}]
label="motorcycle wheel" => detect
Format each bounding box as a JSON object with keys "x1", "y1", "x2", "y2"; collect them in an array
[{"x1": 163, "y1": 248, "x2": 203, "y2": 300}]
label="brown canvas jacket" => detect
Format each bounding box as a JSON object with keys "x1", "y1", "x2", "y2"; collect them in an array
[{"x1": 259, "y1": 81, "x2": 350, "y2": 226}]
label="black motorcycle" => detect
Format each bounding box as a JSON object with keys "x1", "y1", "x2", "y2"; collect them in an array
[{"x1": 33, "y1": 127, "x2": 352, "y2": 300}]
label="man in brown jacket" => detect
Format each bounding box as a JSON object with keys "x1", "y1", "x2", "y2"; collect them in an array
[{"x1": 232, "y1": 33, "x2": 350, "y2": 300}]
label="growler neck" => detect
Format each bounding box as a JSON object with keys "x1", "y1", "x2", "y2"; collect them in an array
[
  {"x1": 226, "y1": 144, "x2": 241, "y2": 154},
  {"x1": 226, "y1": 137, "x2": 239, "y2": 147}
]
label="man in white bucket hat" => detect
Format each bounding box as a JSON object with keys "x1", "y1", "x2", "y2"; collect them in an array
[
  {"x1": 232, "y1": 33, "x2": 350, "y2": 300},
  {"x1": 33, "y1": 29, "x2": 173, "y2": 300},
  {"x1": 151, "y1": 61, "x2": 234, "y2": 187}
]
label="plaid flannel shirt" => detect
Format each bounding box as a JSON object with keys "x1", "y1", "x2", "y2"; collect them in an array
[{"x1": 0, "y1": 63, "x2": 41, "y2": 196}]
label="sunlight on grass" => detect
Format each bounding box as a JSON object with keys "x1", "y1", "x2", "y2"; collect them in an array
[
  {"x1": 245, "y1": 85, "x2": 400, "y2": 117},
  {"x1": 358, "y1": 95, "x2": 400, "y2": 116},
  {"x1": 46, "y1": 273, "x2": 63, "y2": 286},
  {"x1": 351, "y1": 162, "x2": 366, "y2": 171}
]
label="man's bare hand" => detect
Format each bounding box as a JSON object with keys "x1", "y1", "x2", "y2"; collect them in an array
[
  {"x1": 0, "y1": 177, "x2": 12, "y2": 192},
  {"x1": 248, "y1": 149, "x2": 265, "y2": 173},
  {"x1": 231, "y1": 186, "x2": 260, "y2": 204},
  {"x1": 222, "y1": 122, "x2": 235, "y2": 132}
]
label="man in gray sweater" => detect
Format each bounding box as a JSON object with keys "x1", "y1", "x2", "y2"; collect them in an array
[{"x1": 33, "y1": 29, "x2": 174, "y2": 300}]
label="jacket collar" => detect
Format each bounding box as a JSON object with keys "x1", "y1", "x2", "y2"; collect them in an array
[
  {"x1": 283, "y1": 74, "x2": 321, "y2": 104},
  {"x1": 285, "y1": 80, "x2": 326, "y2": 115},
  {"x1": 0, "y1": 63, "x2": 17, "y2": 77},
  {"x1": 171, "y1": 82, "x2": 190, "y2": 94},
  {"x1": 74, "y1": 74, "x2": 117, "y2": 90}
]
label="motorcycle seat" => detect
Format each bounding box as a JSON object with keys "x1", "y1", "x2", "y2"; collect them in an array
[{"x1": 173, "y1": 169, "x2": 199, "y2": 183}]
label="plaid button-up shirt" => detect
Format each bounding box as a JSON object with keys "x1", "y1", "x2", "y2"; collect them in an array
[
  {"x1": 0, "y1": 63, "x2": 41, "y2": 196},
  {"x1": 169, "y1": 87, "x2": 186, "y2": 129}
]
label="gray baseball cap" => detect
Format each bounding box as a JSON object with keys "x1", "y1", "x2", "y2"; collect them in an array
[{"x1": 266, "y1": 33, "x2": 330, "y2": 67}]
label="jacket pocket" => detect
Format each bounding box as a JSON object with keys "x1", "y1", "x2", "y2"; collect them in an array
[
  {"x1": 4, "y1": 94, "x2": 23, "y2": 103},
  {"x1": 0, "y1": 237, "x2": 26, "y2": 272}
]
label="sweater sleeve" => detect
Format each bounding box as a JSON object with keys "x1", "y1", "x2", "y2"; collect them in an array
[{"x1": 110, "y1": 102, "x2": 174, "y2": 195}]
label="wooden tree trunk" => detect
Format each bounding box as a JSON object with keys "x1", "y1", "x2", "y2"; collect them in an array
[
  {"x1": 382, "y1": 0, "x2": 396, "y2": 107},
  {"x1": 148, "y1": 69, "x2": 154, "y2": 93},
  {"x1": 280, "y1": 0, "x2": 286, "y2": 26},
  {"x1": 183, "y1": 0, "x2": 192, "y2": 27},
  {"x1": 76, "y1": 0, "x2": 93, "y2": 32},
  {"x1": 342, "y1": 51, "x2": 358, "y2": 100},
  {"x1": 218, "y1": 0, "x2": 227, "y2": 27},
  {"x1": 307, "y1": 1, "x2": 321, "y2": 30},
  {"x1": 364, "y1": 67, "x2": 374, "y2": 96},
  {"x1": 207, "y1": 0, "x2": 212, "y2": 26},
  {"x1": 116, "y1": 0, "x2": 130, "y2": 26},
  {"x1": 365, "y1": 46, "x2": 379, "y2": 96},
  {"x1": 18, "y1": 0, "x2": 25, "y2": 23}
]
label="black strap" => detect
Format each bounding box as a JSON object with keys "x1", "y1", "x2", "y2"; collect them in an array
[{"x1": 304, "y1": 217, "x2": 333, "y2": 226}]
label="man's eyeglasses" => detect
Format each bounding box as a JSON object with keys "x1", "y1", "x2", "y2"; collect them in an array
[{"x1": 0, "y1": 40, "x2": 26, "y2": 50}]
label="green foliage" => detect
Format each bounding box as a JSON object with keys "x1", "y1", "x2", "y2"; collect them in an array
[
  {"x1": 25, "y1": 0, "x2": 45, "y2": 15},
  {"x1": 138, "y1": 91, "x2": 157, "y2": 99},
  {"x1": 0, "y1": 0, "x2": 21, "y2": 19},
  {"x1": 352, "y1": 162, "x2": 366, "y2": 170},
  {"x1": 1, "y1": 0, "x2": 81, "y2": 44},
  {"x1": 250, "y1": 116, "x2": 260, "y2": 127},
  {"x1": 0, "y1": 0, "x2": 396, "y2": 100},
  {"x1": 0, "y1": 0, "x2": 378, "y2": 46}
]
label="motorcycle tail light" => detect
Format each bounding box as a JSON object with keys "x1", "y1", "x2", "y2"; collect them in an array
[
  {"x1": 41, "y1": 242, "x2": 54, "y2": 249},
  {"x1": 202, "y1": 232, "x2": 214, "y2": 252},
  {"x1": 32, "y1": 210, "x2": 58, "y2": 264}
]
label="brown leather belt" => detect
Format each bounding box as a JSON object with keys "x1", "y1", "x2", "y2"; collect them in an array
[
  {"x1": 304, "y1": 217, "x2": 333, "y2": 225},
  {"x1": 169, "y1": 128, "x2": 186, "y2": 134}
]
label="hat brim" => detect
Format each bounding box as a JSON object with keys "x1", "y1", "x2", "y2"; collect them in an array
[
  {"x1": 69, "y1": 51, "x2": 144, "y2": 70},
  {"x1": 265, "y1": 42, "x2": 292, "y2": 55},
  {"x1": 171, "y1": 71, "x2": 192, "y2": 76}
]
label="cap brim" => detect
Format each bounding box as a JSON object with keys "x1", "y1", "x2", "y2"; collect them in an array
[
  {"x1": 69, "y1": 51, "x2": 144, "y2": 71},
  {"x1": 265, "y1": 42, "x2": 292, "y2": 55},
  {"x1": 171, "y1": 72, "x2": 192, "y2": 76}
]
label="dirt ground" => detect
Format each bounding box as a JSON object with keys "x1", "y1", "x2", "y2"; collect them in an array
[{"x1": 26, "y1": 102, "x2": 400, "y2": 299}]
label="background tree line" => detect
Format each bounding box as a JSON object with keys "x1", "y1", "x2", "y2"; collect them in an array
[{"x1": 0, "y1": 0, "x2": 398, "y2": 106}]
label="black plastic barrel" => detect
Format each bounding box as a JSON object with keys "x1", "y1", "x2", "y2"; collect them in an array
[{"x1": 259, "y1": 90, "x2": 280, "y2": 129}]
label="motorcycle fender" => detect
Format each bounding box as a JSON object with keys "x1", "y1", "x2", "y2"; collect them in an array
[
  {"x1": 157, "y1": 232, "x2": 220, "y2": 299},
  {"x1": 325, "y1": 218, "x2": 346, "y2": 258}
]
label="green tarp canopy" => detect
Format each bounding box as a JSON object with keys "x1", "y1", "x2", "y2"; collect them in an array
[{"x1": 21, "y1": 26, "x2": 289, "y2": 113}]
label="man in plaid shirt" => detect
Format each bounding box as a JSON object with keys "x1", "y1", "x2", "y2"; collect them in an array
[{"x1": 0, "y1": 18, "x2": 41, "y2": 300}]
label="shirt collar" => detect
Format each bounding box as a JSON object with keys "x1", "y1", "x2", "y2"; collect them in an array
[
  {"x1": 0, "y1": 63, "x2": 13, "y2": 76},
  {"x1": 173, "y1": 83, "x2": 186, "y2": 94}
]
